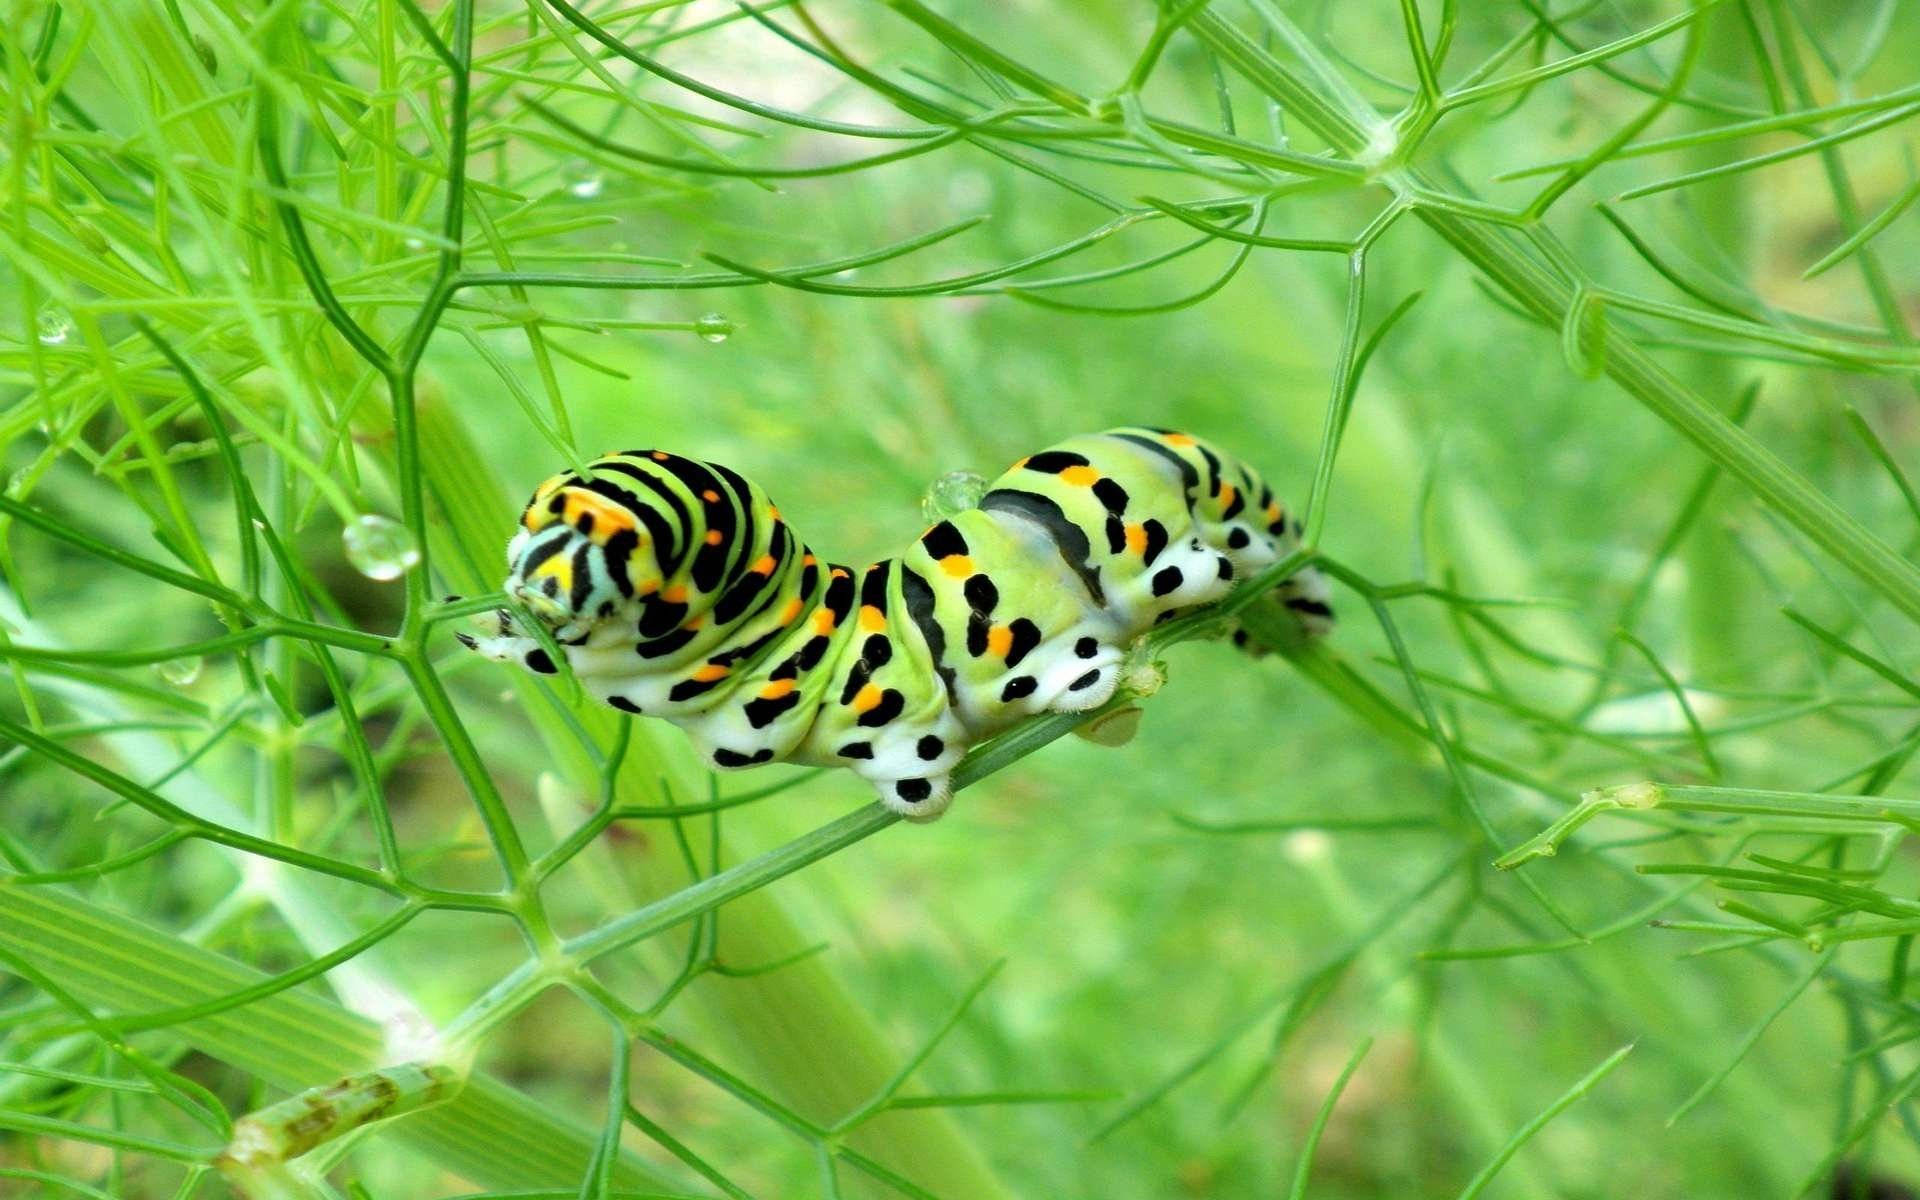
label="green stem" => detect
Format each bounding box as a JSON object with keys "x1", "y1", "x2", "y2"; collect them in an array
[
  {"x1": 0, "y1": 885, "x2": 668, "y2": 1190},
  {"x1": 1419, "y1": 211, "x2": 1920, "y2": 625}
]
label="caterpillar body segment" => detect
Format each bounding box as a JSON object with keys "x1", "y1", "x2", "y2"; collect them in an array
[{"x1": 463, "y1": 429, "x2": 1331, "y2": 821}]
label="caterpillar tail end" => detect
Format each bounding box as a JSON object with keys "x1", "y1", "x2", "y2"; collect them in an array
[
  {"x1": 1227, "y1": 564, "x2": 1337, "y2": 657},
  {"x1": 1277, "y1": 564, "x2": 1336, "y2": 640}
]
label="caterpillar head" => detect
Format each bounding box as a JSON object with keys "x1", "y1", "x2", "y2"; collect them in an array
[{"x1": 504, "y1": 471, "x2": 648, "y2": 638}]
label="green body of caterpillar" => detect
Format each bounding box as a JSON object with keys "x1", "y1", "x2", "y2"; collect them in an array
[{"x1": 461, "y1": 428, "x2": 1332, "y2": 820}]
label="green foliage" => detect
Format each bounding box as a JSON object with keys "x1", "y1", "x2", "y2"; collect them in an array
[{"x1": 3, "y1": 1, "x2": 1920, "y2": 1197}]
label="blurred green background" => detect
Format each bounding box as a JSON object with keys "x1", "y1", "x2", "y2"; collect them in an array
[{"x1": 4, "y1": 1, "x2": 1920, "y2": 1197}]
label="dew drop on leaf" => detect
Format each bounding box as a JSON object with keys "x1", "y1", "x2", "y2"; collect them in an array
[
  {"x1": 563, "y1": 161, "x2": 603, "y2": 199},
  {"x1": 343, "y1": 514, "x2": 421, "y2": 581},
  {"x1": 693, "y1": 313, "x2": 733, "y2": 343},
  {"x1": 155, "y1": 657, "x2": 203, "y2": 686},
  {"x1": 920, "y1": 470, "x2": 988, "y2": 522},
  {"x1": 36, "y1": 310, "x2": 72, "y2": 346}
]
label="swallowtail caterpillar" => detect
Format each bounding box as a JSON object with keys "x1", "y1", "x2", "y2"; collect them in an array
[{"x1": 462, "y1": 428, "x2": 1332, "y2": 821}]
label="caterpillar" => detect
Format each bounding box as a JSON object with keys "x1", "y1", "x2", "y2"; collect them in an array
[{"x1": 460, "y1": 428, "x2": 1333, "y2": 821}]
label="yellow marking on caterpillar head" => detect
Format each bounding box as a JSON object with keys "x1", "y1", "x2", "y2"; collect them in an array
[
  {"x1": 778, "y1": 596, "x2": 804, "y2": 624},
  {"x1": 530, "y1": 552, "x2": 573, "y2": 592},
  {"x1": 1264, "y1": 502, "x2": 1282, "y2": 522},
  {"x1": 858, "y1": 604, "x2": 886, "y2": 633},
  {"x1": 704, "y1": 529, "x2": 724, "y2": 546},
  {"x1": 1124, "y1": 523, "x2": 1147, "y2": 555},
  {"x1": 852, "y1": 683, "x2": 883, "y2": 713},
  {"x1": 749, "y1": 554, "x2": 777, "y2": 576},
  {"x1": 759, "y1": 678, "x2": 796, "y2": 700},
  {"x1": 1217, "y1": 483, "x2": 1237, "y2": 507},
  {"x1": 522, "y1": 473, "x2": 571, "y2": 531},
  {"x1": 663, "y1": 584, "x2": 689, "y2": 603},
  {"x1": 1059, "y1": 465, "x2": 1099, "y2": 486},
  {"x1": 1161, "y1": 432, "x2": 1196, "y2": 447},
  {"x1": 701, "y1": 489, "x2": 720, "y2": 502},
  {"x1": 938, "y1": 554, "x2": 973, "y2": 578},
  {"x1": 986, "y1": 625, "x2": 1012, "y2": 657},
  {"x1": 691, "y1": 663, "x2": 730, "y2": 683},
  {"x1": 811, "y1": 608, "x2": 838, "y2": 635}
]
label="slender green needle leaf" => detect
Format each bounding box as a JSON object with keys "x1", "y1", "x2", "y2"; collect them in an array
[
  {"x1": 1287, "y1": 1036, "x2": 1372, "y2": 1200},
  {"x1": 1616, "y1": 102, "x2": 1920, "y2": 201},
  {"x1": 1804, "y1": 177, "x2": 1920, "y2": 280},
  {"x1": 1781, "y1": 608, "x2": 1920, "y2": 703},
  {"x1": 1454, "y1": 1043, "x2": 1636, "y2": 1200}
]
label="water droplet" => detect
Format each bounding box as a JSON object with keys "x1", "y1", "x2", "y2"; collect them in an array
[
  {"x1": 342, "y1": 514, "x2": 421, "y2": 581},
  {"x1": 920, "y1": 470, "x2": 988, "y2": 522},
  {"x1": 563, "y1": 161, "x2": 603, "y2": 199},
  {"x1": 155, "y1": 657, "x2": 203, "y2": 686},
  {"x1": 693, "y1": 313, "x2": 733, "y2": 344},
  {"x1": 36, "y1": 310, "x2": 71, "y2": 346},
  {"x1": 403, "y1": 236, "x2": 426, "y2": 252}
]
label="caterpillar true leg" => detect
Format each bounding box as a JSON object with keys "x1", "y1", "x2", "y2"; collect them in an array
[
  {"x1": 456, "y1": 626, "x2": 561, "y2": 677},
  {"x1": 463, "y1": 429, "x2": 1331, "y2": 821}
]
